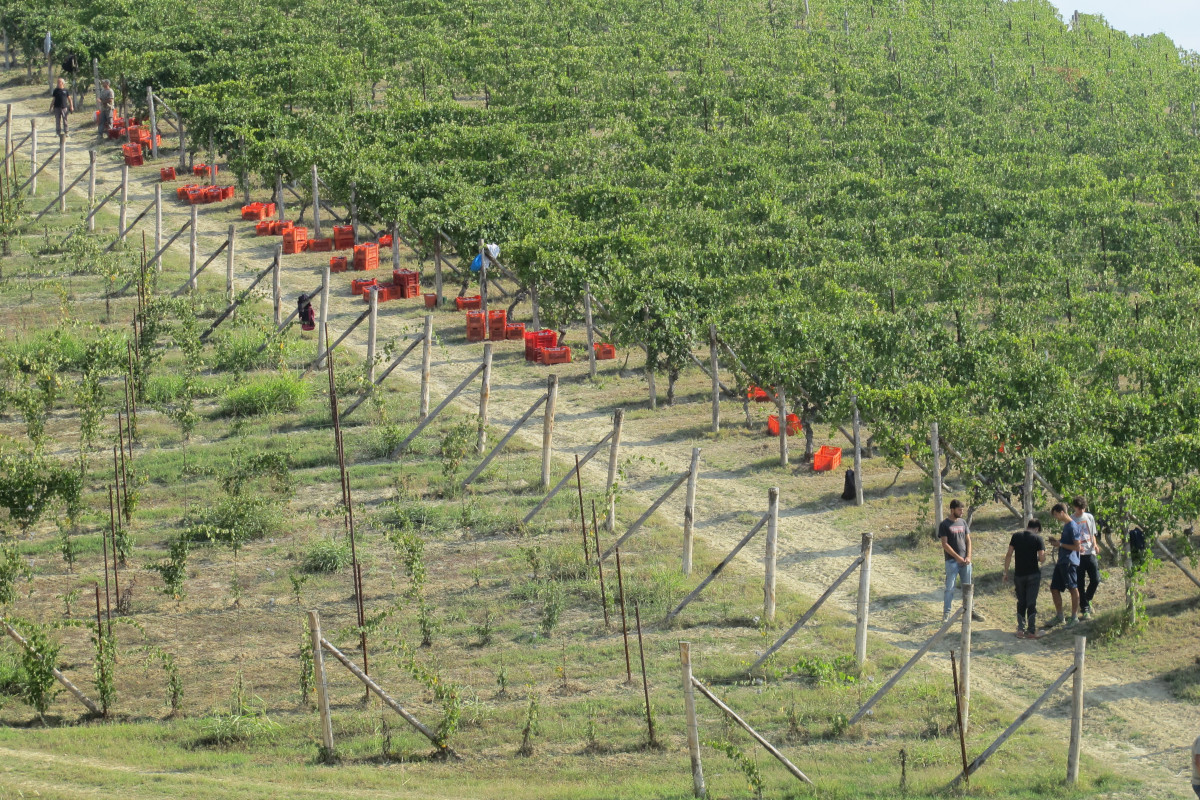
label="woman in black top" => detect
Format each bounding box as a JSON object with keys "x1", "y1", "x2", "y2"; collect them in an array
[{"x1": 50, "y1": 77, "x2": 73, "y2": 137}]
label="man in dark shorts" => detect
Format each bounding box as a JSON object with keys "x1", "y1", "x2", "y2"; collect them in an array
[
  {"x1": 1046, "y1": 504, "x2": 1082, "y2": 628},
  {"x1": 1003, "y1": 518, "x2": 1046, "y2": 638}
]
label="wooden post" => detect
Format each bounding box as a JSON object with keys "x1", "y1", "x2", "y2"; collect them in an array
[
  {"x1": 709, "y1": 324, "x2": 720, "y2": 434},
  {"x1": 960, "y1": 582, "x2": 973, "y2": 734},
  {"x1": 366, "y1": 287, "x2": 379, "y2": 384},
  {"x1": 147, "y1": 86, "x2": 158, "y2": 160},
  {"x1": 530, "y1": 285, "x2": 540, "y2": 330},
  {"x1": 225, "y1": 224, "x2": 235, "y2": 306},
  {"x1": 350, "y1": 182, "x2": 358, "y2": 244},
  {"x1": 57, "y1": 133, "x2": 65, "y2": 211},
  {"x1": 477, "y1": 343, "x2": 493, "y2": 454},
  {"x1": 433, "y1": 236, "x2": 444, "y2": 306},
  {"x1": 478, "y1": 238, "x2": 488, "y2": 314},
  {"x1": 272, "y1": 245, "x2": 283, "y2": 326},
  {"x1": 1067, "y1": 636, "x2": 1086, "y2": 784},
  {"x1": 153, "y1": 184, "x2": 162, "y2": 271},
  {"x1": 634, "y1": 601, "x2": 655, "y2": 746},
  {"x1": 765, "y1": 487, "x2": 779, "y2": 622},
  {"x1": 644, "y1": 308, "x2": 656, "y2": 409},
  {"x1": 311, "y1": 165, "x2": 321, "y2": 238},
  {"x1": 3, "y1": 104, "x2": 9, "y2": 164},
  {"x1": 118, "y1": 163, "x2": 127, "y2": 242},
  {"x1": 855, "y1": 532, "x2": 873, "y2": 666},
  {"x1": 1023, "y1": 456, "x2": 1034, "y2": 522},
  {"x1": 616, "y1": 547, "x2": 632, "y2": 683},
  {"x1": 307, "y1": 611, "x2": 335, "y2": 756},
  {"x1": 275, "y1": 173, "x2": 284, "y2": 222},
  {"x1": 605, "y1": 408, "x2": 624, "y2": 532},
  {"x1": 775, "y1": 386, "x2": 789, "y2": 466},
  {"x1": 188, "y1": 205, "x2": 198, "y2": 291},
  {"x1": 92, "y1": 59, "x2": 99, "y2": 103},
  {"x1": 419, "y1": 314, "x2": 432, "y2": 420},
  {"x1": 930, "y1": 421, "x2": 944, "y2": 532},
  {"x1": 584, "y1": 282, "x2": 597, "y2": 379},
  {"x1": 682, "y1": 447, "x2": 700, "y2": 575},
  {"x1": 316, "y1": 260, "x2": 330, "y2": 365},
  {"x1": 540, "y1": 374, "x2": 558, "y2": 490},
  {"x1": 593, "y1": 500, "x2": 609, "y2": 627},
  {"x1": 28, "y1": 119, "x2": 36, "y2": 195},
  {"x1": 680, "y1": 642, "x2": 706, "y2": 799},
  {"x1": 575, "y1": 455, "x2": 590, "y2": 565},
  {"x1": 852, "y1": 396, "x2": 864, "y2": 505},
  {"x1": 390, "y1": 222, "x2": 400, "y2": 269},
  {"x1": 951, "y1": 650, "x2": 969, "y2": 788},
  {"x1": 86, "y1": 150, "x2": 95, "y2": 231},
  {"x1": 177, "y1": 117, "x2": 186, "y2": 172}
]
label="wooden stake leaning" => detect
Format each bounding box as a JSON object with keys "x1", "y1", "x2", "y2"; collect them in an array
[
  {"x1": 390, "y1": 355, "x2": 489, "y2": 458},
  {"x1": 523, "y1": 428, "x2": 614, "y2": 524},
  {"x1": 592, "y1": 500, "x2": 609, "y2": 628},
  {"x1": 600, "y1": 464, "x2": 692, "y2": 562},
  {"x1": 2, "y1": 621, "x2": 100, "y2": 715},
  {"x1": 615, "y1": 546, "x2": 632, "y2": 684},
  {"x1": 680, "y1": 642, "x2": 706, "y2": 799},
  {"x1": 462, "y1": 391, "x2": 548, "y2": 486},
  {"x1": 575, "y1": 455, "x2": 590, "y2": 566},
  {"x1": 951, "y1": 650, "x2": 969, "y2": 789},
  {"x1": 634, "y1": 601, "x2": 656, "y2": 747}
]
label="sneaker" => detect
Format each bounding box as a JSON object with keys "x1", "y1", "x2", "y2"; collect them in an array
[
  {"x1": 942, "y1": 611, "x2": 951, "y2": 624},
  {"x1": 971, "y1": 610, "x2": 986, "y2": 623},
  {"x1": 1079, "y1": 608, "x2": 1091, "y2": 619},
  {"x1": 1025, "y1": 629, "x2": 1042, "y2": 639},
  {"x1": 1015, "y1": 629, "x2": 1028, "y2": 639},
  {"x1": 1045, "y1": 613, "x2": 1064, "y2": 628},
  {"x1": 1065, "y1": 616, "x2": 1079, "y2": 628}
]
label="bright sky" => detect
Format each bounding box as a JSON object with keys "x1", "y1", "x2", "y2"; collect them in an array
[{"x1": 1052, "y1": 1, "x2": 1200, "y2": 53}]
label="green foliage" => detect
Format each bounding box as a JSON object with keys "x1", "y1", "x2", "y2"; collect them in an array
[
  {"x1": 12, "y1": 622, "x2": 60, "y2": 719},
  {"x1": 787, "y1": 654, "x2": 859, "y2": 687},
  {"x1": 139, "y1": 646, "x2": 184, "y2": 715},
  {"x1": 219, "y1": 374, "x2": 309, "y2": 417},
  {"x1": 438, "y1": 420, "x2": 475, "y2": 485},
  {"x1": 184, "y1": 495, "x2": 278, "y2": 551},
  {"x1": 91, "y1": 627, "x2": 116, "y2": 717},
  {"x1": 301, "y1": 538, "x2": 351, "y2": 574},
  {"x1": 146, "y1": 537, "x2": 190, "y2": 601},
  {"x1": 517, "y1": 690, "x2": 540, "y2": 756},
  {"x1": 706, "y1": 739, "x2": 763, "y2": 799},
  {"x1": 399, "y1": 644, "x2": 461, "y2": 749},
  {"x1": 0, "y1": 448, "x2": 84, "y2": 535},
  {"x1": 0, "y1": 546, "x2": 32, "y2": 607}
]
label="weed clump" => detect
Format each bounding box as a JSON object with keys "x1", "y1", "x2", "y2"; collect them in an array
[
  {"x1": 302, "y1": 538, "x2": 351, "y2": 574},
  {"x1": 220, "y1": 373, "x2": 308, "y2": 417}
]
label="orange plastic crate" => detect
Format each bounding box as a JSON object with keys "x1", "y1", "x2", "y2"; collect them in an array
[
  {"x1": 424, "y1": 293, "x2": 438, "y2": 308},
  {"x1": 392, "y1": 269, "x2": 420, "y2": 298},
  {"x1": 378, "y1": 234, "x2": 393, "y2": 247},
  {"x1": 121, "y1": 143, "x2": 142, "y2": 158},
  {"x1": 350, "y1": 278, "x2": 377, "y2": 296},
  {"x1": 455, "y1": 295, "x2": 482, "y2": 311},
  {"x1": 813, "y1": 445, "x2": 842, "y2": 472},
  {"x1": 282, "y1": 227, "x2": 308, "y2": 255},
  {"x1": 505, "y1": 323, "x2": 526, "y2": 340},
  {"x1": 748, "y1": 385, "x2": 772, "y2": 403},
  {"x1": 487, "y1": 309, "x2": 508, "y2": 340},
  {"x1": 124, "y1": 152, "x2": 144, "y2": 167},
  {"x1": 535, "y1": 346, "x2": 572, "y2": 365},
  {"x1": 466, "y1": 310, "x2": 486, "y2": 342},
  {"x1": 255, "y1": 220, "x2": 274, "y2": 236},
  {"x1": 185, "y1": 188, "x2": 205, "y2": 204},
  {"x1": 524, "y1": 330, "x2": 558, "y2": 361},
  {"x1": 353, "y1": 242, "x2": 379, "y2": 271},
  {"x1": 192, "y1": 163, "x2": 218, "y2": 179},
  {"x1": 593, "y1": 343, "x2": 616, "y2": 360},
  {"x1": 160, "y1": 167, "x2": 176, "y2": 182},
  {"x1": 766, "y1": 413, "x2": 802, "y2": 436},
  {"x1": 329, "y1": 256, "x2": 348, "y2": 273},
  {"x1": 307, "y1": 238, "x2": 334, "y2": 252},
  {"x1": 203, "y1": 186, "x2": 223, "y2": 202}
]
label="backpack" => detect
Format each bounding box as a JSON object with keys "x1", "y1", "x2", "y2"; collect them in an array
[
  {"x1": 61, "y1": 54, "x2": 78, "y2": 74},
  {"x1": 1128, "y1": 527, "x2": 1146, "y2": 557},
  {"x1": 841, "y1": 469, "x2": 855, "y2": 501}
]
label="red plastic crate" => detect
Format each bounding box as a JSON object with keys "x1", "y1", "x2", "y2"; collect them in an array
[
  {"x1": 350, "y1": 278, "x2": 377, "y2": 296},
  {"x1": 193, "y1": 163, "x2": 218, "y2": 179},
  {"x1": 282, "y1": 227, "x2": 309, "y2": 255},
  {"x1": 392, "y1": 269, "x2": 420, "y2": 298},
  {"x1": 108, "y1": 127, "x2": 125, "y2": 139},
  {"x1": 766, "y1": 413, "x2": 802, "y2": 436},
  {"x1": 378, "y1": 233, "x2": 393, "y2": 247},
  {"x1": 241, "y1": 202, "x2": 266, "y2": 220},
  {"x1": 813, "y1": 445, "x2": 842, "y2": 472},
  {"x1": 220, "y1": 185, "x2": 235, "y2": 200},
  {"x1": 176, "y1": 184, "x2": 198, "y2": 200},
  {"x1": 268, "y1": 220, "x2": 293, "y2": 235},
  {"x1": 487, "y1": 309, "x2": 508, "y2": 340},
  {"x1": 369, "y1": 285, "x2": 394, "y2": 302},
  {"x1": 353, "y1": 242, "x2": 379, "y2": 271},
  {"x1": 255, "y1": 220, "x2": 274, "y2": 236},
  {"x1": 203, "y1": 186, "x2": 223, "y2": 202},
  {"x1": 185, "y1": 188, "x2": 205, "y2": 204},
  {"x1": 747, "y1": 385, "x2": 772, "y2": 403},
  {"x1": 535, "y1": 346, "x2": 572, "y2": 365},
  {"x1": 505, "y1": 323, "x2": 526, "y2": 340},
  {"x1": 593, "y1": 343, "x2": 616, "y2": 360},
  {"x1": 124, "y1": 152, "x2": 143, "y2": 167},
  {"x1": 307, "y1": 238, "x2": 334, "y2": 252},
  {"x1": 466, "y1": 310, "x2": 486, "y2": 342},
  {"x1": 455, "y1": 295, "x2": 482, "y2": 311},
  {"x1": 524, "y1": 329, "x2": 558, "y2": 361},
  {"x1": 332, "y1": 225, "x2": 356, "y2": 250},
  {"x1": 329, "y1": 256, "x2": 348, "y2": 273},
  {"x1": 424, "y1": 293, "x2": 438, "y2": 308},
  {"x1": 160, "y1": 167, "x2": 176, "y2": 182}
]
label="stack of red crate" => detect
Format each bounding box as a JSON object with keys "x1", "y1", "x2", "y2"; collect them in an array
[
  {"x1": 332, "y1": 225, "x2": 355, "y2": 250},
  {"x1": 392, "y1": 269, "x2": 420, "y2": 298},
  {"x1": 122, "y1": 143, "x2": 143, "y2": 167},
  {"x1": 351, "y1": 278, "x2": 377, "y2": 296},
  {"x1": 466, "y1": 311, "x2": 486, "y2": 342},
  {"x1": 353, "y1": 242, "x2": 379, "y2": 271},
  {"x1": 536, "y1": 346, "x2": 572, "y2": 365},
  {"x1": 241, "y1": 202, "x2": 275, "y2": 220},
  {"x1": 524, "y1": 329, "x2": 558, "y2": 362},
  {"x1": 282, "y1": 227, "x2": 309, "y2": 255},
  {"x1": 488, "y1": 310, "x2": 508, "y2": 341},
  {"x1": 456, "y1": 295, "x2": 482, "y2": 311},
  {"x1": 270, "y1": 220, "x2": 294, "y2": 235},
  {"x1": 505, "y1": 322, "x2": 526, "y2": 340}
]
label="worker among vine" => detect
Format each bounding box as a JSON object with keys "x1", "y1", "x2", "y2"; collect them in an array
[
  {"x1": 96, "y1": 79, "x2": 114, "y2": 137},
  {"x1": 1046, "y1": 504, "x2": 1083, "y2": 628},
  {"x1": 1071, "y1": 497, "x2": 1100, "y2": 619}
]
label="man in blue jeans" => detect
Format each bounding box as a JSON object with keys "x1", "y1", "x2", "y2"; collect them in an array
[
  {"x1": 1046, "y1": 503, "x2": 1082, "y2": 628},
  {"x1": 939, "y1": 499, "x2": 985, "y2": 623}
]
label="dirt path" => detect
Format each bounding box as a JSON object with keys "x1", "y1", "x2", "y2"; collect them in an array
[{"x1": 4, "y1": 79, "x2": 1195, "y2": 798}]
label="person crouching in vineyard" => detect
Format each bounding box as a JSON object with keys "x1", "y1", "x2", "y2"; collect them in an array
[
  {"x1": 1046, "y1": 504, "x2": 1083, "y2": 628},
  {"x1": 1071, "y1": 496, "x2": 1100, "y2": 619},
  {"x1": 297, "y1": 293, "x2": 315, "y2": 332},
  {"x1": 938, "y1": 500, "x2": 985, "y2": 623},
  {"x1": 1003, "y1": 519, "x2": 1046, "y2": 638}
]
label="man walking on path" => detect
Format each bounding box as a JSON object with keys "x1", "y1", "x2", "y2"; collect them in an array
[
  {"x1": 939, "y1": 499, "x2": 986, "y2": 623},
  {"x1": 97, "y1": 79, "x2": 114, "y2": 137},
  {"x1": 1046, "y1": 503, "x2": 1082, "y2": 628},
  {"x1": 1072, "y1": 496, "x2": 1100, "y2": 618},
  {"x1": 49, "y1": 77, "x2": 72, "y2": 136},
  {"x1": 1003, "y1": 518, "x2": 1046, "y2": 638}
]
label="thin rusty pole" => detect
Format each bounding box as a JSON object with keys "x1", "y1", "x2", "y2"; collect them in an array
[
  {"x1": 575, "y1": 454, "x2": 589, "y2": 566},
  {"x1": 951, "y1": 650, "x2": 969, "y2": 789},
  {"x1": 592, "y1": 500, "x2": 609, "y2": 627},
  {"x1": 102, "y1": 489, "x2": 113, "y2": 630},
  {"x1": 94, "y1": 584, "x2": 104, "y2": 657},
  {"x1": 116, "y1": 415, "x2": 130, "y2": 523},
  {"x1": 634, "y1": 600, "x2": 655, "y2": 746},
  {"x1": 108, "y1": 488, "x2": 120, "y2": 606},
  {"x1": 111, "y1": 446, "x2": 123, "y2": 523},
  {"x1": 615, "y1": 546, "x2": 632, "y2": 684}
]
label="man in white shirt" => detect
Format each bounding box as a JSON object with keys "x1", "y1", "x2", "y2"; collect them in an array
[{"x1": 1071, "y1": 497, "x2": 1100, "y2": 618}]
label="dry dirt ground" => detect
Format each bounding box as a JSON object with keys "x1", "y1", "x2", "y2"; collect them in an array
[{"x1": 2, "y1": 77, "x2": 1197, "y2": 799}]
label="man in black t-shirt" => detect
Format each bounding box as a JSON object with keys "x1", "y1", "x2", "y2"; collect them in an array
[
  {"x1": 1003, "y1": 518, "x2": 1046, "y2": 638},
  {"x1": 49, "y1": 77, "x2": 73, "y2": 137},
  {"x1": 939, "y1": 499, "x2": 985, "y2": 623}
]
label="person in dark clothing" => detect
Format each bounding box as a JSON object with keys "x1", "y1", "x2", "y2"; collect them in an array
[
  {"x1": 297, "y1": 293, "x2": 315, "y2": 331},
  {"x1": 1003, "y1": 518, "x2": 1046, "y2": 638},
  {"x1": 938, "y1": 499, "x2": 986, "y2": 623},
  {"x1": 49, "y1": 77, "x2": 73, "y2": 137},
  {"x1": 1047, "y1": 503, "x2": 1083, "y2": 627},
  {"x1": 1071, "y1": 496, "x2": 1100, "y2": 618}
]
